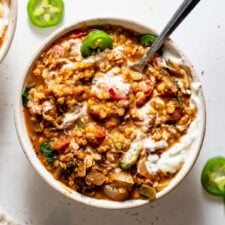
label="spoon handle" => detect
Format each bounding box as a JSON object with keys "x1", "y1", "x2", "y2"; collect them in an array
[
  {"x1": 133, "y1": 0, "x2": 201, "y2": 72},
  {"x1": 159, "y1": 0, "x2": 201, "y2": 38}
]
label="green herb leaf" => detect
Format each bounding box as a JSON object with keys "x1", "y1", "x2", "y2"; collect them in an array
[
  {"x1": 22, "y1": 88, "x2": 30, "y2": 106},
  {"x1": 66, "y1": 162, "x2": 77, "y2": 173},
  {"x1": 40, "y1": 141, "x2": 58, "y2": 164}
]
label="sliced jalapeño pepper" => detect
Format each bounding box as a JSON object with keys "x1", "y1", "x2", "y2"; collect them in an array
[
  {"x1": 27, "y1": 0, "x2": 64, "y2": 28},
  {"x1": 81, "y1": 30, "x2": 113, "y2": 58},
  {"x1": 139, "y1": 185, "x2": 156, "y2": 200},
  {"x1": 120, "y1": 143, "x2": 141, "y2": 170},
  {"x1": 201, "y1": 156, "x2": 225, "y2": 196},
  {"x1": 139, "y1": 34, "x2": 157, "y2": 47},
  {"x1": 139, "y1": 33, "x2": 163, "y2": 54}
]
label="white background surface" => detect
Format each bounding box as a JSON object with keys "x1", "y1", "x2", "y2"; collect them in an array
[{"x1": 0, "y1": 0, "x2": 225, "y2": 224}]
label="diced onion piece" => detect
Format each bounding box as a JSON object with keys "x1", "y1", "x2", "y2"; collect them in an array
[
  {"x1": 103, "y1": 184, "x2": 129, "y2": 201},
  {"x1": 85, "y1": 170, "x2": 106, "y2": 186},
  {"x1": 110, "y1": 169, "x2": 134, "y2": 188}
]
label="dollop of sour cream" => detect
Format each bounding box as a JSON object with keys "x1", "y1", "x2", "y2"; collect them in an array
[
  {"x1": 92, "y1": 68, "x2": 130, "y2": 95},
  {"x1": 160, "y1": 46, "x2": 187, "y2": 66},
  {"x1": 143, "y1": 137, "x2": 168, "y2": 153},
  {"x1": 146, "y1": 81, "x2": 202, "y2": 175},
  {"x1": 62, "y1": 104, "x2": 87, "y2": 128}
]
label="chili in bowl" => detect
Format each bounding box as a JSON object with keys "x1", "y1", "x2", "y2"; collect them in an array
[
  {"x1": 0, "y1": 0, "x2": 17, "y2": 62},
  {"x1": 15, "y1": 18, "x2": 206, "y2": 208}
]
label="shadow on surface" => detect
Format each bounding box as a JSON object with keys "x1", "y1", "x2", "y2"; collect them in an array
[{"x1": 27, "y1": 19, "x2": 64, "y2": 38}]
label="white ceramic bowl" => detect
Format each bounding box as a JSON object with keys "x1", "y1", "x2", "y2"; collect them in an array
[
  {"x1": 0, "y1": 0, "x2": 17, "y2": 62},
  {"x1": 14, "y1": 17, "x2": 206, "y2": 209}
]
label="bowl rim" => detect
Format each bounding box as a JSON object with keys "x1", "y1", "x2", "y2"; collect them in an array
[
  {"x1": 0, "y1": 0, "x2": 18, "y2": 62},
  {"x1": 14, "y1": 17, "x2": 206, "y2": 209}
]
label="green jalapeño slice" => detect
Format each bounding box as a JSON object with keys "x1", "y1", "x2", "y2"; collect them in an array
[
  {"x1": 201, "y1": 156, "x2": 225, "y2": 196},
  {"x1": 27, "y1": 0, "x2": 64, "y2": 28},
  {"x1": 81, "y1": 30, "x2": 113, "y2": 58},
  {"x1": 139, "y1": 33, "x2": 163, "y2": 54}
]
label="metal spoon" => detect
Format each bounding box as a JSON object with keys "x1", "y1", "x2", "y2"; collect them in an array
[{"x1": 131, "y1": 0, "x2": 201, "y2": 73}]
